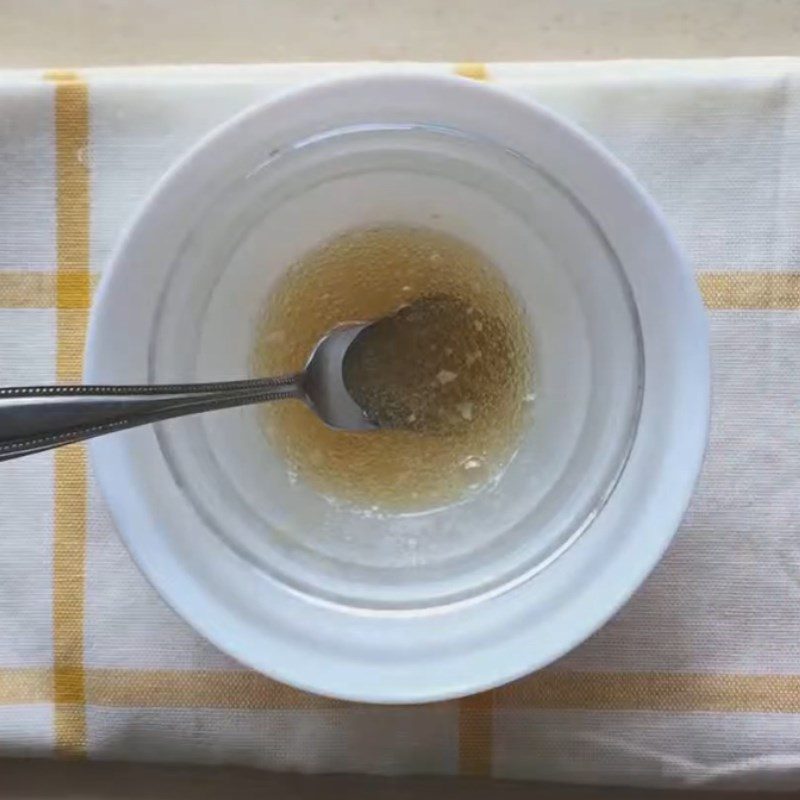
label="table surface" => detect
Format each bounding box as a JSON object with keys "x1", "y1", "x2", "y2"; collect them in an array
[
  {"x1": 2, "y1": 0, "x2": 800, "y2": 67},
  {"x1": 2, "y1": 0, "x2": 796, "y2": 797}
]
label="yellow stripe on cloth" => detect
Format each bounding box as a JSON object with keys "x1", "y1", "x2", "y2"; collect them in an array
[
  {"x1": 699, "y1": 271, "x2": 800, "y2": 310},
  {"x1": 0, "y1": 668, "x2": 53, "y2": 705},
  {"x1": 45, "y1": 69, "x2": 90, "y2": 759},
  {"x1": 85, "y1": 669, "x2": 353, "y2": 710},
  {"x1": 454, "y1": 63, "x2": 489, "y2": 81},
  {"x1": 496, "y1": 671, "x2": 800, "y2": 713},
  {"x1": 458, "y1": 690, "x2": 494, "y2": 777},
  {"x1": 83, "y1": 668, "x2": 800, "y2": 716},
  {"x1": 0, "y1": 272, "x2": 57, "y2": 308},
  {"x1": 0, "y1": 271, "x2": 98, "y2": 308},
  {"x1": 7, "y1": 667, "x2": 800, "y2": 715}
]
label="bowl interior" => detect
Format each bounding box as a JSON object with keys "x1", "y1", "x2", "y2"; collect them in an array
[{"x1": 147, "y1": 123, "x2": 643, "y2": 611}]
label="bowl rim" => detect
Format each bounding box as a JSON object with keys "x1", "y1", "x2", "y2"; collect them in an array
[{"x1": 86, "y1": 71, "x2": 710, "y2": 703}]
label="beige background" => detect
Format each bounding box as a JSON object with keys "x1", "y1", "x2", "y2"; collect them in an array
[
  {"x1": 1, "y1": 0, "x2": 800, "y2": 67},
  {"x1": 2, "y1": 0, "x2": 799, "y2": 797}
]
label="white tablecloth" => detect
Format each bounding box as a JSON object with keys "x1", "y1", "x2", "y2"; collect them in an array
[{"x1": 1, "y1": 59, "x2": 799, "y2": 790}]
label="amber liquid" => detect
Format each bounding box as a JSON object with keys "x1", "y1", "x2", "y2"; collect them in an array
[{"x1": 252, "y1": 225, "x2": 532, "y2": 512}]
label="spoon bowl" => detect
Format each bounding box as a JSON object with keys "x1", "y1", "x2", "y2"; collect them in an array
[{"x1": 303, "y1": 322, "x2": 377, "y2": 431}]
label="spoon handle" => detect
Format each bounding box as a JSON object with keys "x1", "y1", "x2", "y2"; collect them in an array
[{"x1": 0, "y1": 376, "x2": 304, "y2": 462}]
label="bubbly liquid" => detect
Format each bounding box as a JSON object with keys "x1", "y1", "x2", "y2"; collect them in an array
[
  {"x1": 252, "y1": 225, "x2": 532, "y2": 512},
  {"x1": 343, "y1": 295, "x2": 521, "y2": 435}
]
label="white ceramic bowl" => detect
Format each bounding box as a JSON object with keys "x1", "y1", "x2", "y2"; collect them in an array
[{"x1": 87, "y1": 74, "x2": 709, "y2": 702}]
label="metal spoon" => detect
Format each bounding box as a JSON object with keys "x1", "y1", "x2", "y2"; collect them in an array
[{"x1": 0, "y1": 322, "x2": 376, "y2": 463}]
